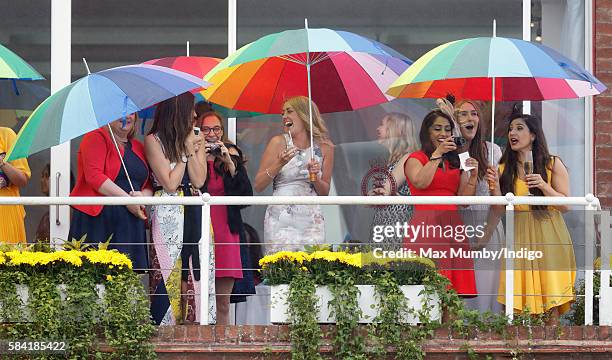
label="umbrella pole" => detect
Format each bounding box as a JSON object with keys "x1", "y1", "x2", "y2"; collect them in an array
[
  {"x1": 305, "y1": 18, "x2": 317, "y2": 182},
  {"x1": 491, "y1": 77, "x2": 496, "y2": 165},
  {"x1": 490, "y1": 19, "x2": 496, "y2": 166}
]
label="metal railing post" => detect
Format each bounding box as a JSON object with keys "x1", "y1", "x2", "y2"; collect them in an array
[
  {"x1": 199, "y1": 193, "x2": 212, "y2": 324},
  {"x1": 505, "y1": 192, "x2": 515, "y2": 321},
  {"x1": 584, "y1": 193, "x2": 596, "y2": 325},
  {"x1": 600, "y1": 210, "x2": 611, "y2": 325}
]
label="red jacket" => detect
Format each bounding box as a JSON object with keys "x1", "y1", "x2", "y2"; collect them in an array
[{"x1": 70, "y1": 127, "x2": 151, "y2": 216}]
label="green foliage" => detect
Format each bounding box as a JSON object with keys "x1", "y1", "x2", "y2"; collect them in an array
[
  {"x1": 328, "y1": 271, "x2": 366, "y2": 360},
  {"x1": 266, "y1": 249, "x2": 563, "y2": 359},
  {"x1": 287, "y1": 273, "x2": 323, "y2": 360},
  {"x1": 0, "y1": 250, "x2": 155, "y2": 359}
]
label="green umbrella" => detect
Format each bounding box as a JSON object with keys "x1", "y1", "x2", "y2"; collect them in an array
[{"x1": 0, "y1": 44, "x2": 44, "y2": 80}]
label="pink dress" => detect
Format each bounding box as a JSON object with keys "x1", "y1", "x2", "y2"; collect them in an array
[{"x1": 207, "y1": 160, "x2": 243, "y2": 279}]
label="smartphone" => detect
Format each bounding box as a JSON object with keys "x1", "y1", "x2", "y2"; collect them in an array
[{"x1": 193, "y1": 127, "x2": 200, "y2": 136}]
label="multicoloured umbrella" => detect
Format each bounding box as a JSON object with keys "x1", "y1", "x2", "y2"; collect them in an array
[
  {"x1": 6, "y1": 64, "x2": 209, "y2": 161},
  {"x1": 141, "y1": 56, "x2": 260, "y2": 118},
  {"x1": 203, "y1": 22, "x2": 411, "y2": 162},
  {"x1": 0, "y1": 80, "x2": 49, "y2": 129},
  {"x1": 387, "y1": 37, "x2": 606, "y2": 100},
  {"x1": 387, "y1": 34, "x2": 607, "y2": 161},
  {"x1": 0, "y1": 44, "x2": 44, "y2": 80},
  {"x1": 143, "y1": 56, "x2": 221, "y2": 79},
  {"x1": 202, "y1": 27, "x2": 412, "y2": 115}
]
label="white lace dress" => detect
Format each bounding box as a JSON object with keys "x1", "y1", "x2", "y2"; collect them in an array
[
  {"x1": 263, "y1": 135, "x2": 325, "y2": 255},
  {"x1": 461, "y1": 141, "x2": 504, "y2": 313}
]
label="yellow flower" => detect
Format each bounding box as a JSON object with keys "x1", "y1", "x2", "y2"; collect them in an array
[{"x1": 106, "y1": 275, "x2": 113, "y2": 281}]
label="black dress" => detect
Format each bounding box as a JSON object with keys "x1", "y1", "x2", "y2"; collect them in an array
[{"x1": 69, "y1": 141, "x2": 149, "y2": 271}]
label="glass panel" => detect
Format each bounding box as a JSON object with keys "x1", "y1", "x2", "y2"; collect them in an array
[
  {"x1": 0, "y1": 1, "x2": 51, "y2": 242},
  {"x1": 532, "y1": 0, "x2": 586, "y2": 197},
  {"x1": 236, "y1": 0, "x2": 523, "y2": 246}
]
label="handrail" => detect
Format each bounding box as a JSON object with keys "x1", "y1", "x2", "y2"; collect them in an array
[
  {"x1": 1, "y1": 193, "x2": 604, "y2": 326},
  {"x1": 0, "y1": 194, "x2": 599, "y2": 206}
]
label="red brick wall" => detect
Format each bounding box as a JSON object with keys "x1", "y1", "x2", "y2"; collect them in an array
[
  {"x1": 595, "y1": 0, "x2": 612, "y2": 208},
  {"x1": 150, "y1": 325, "x2": 612, "y2": 359}
]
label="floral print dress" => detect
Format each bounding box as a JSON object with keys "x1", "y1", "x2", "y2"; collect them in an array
[{"x1": 263, "y1": 134, "x2": 325, "y2": 255}]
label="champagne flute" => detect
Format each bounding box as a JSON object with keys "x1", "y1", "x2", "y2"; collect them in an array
[{"x1": 524, "y1": 150, "x2": 534, "y2": 196}]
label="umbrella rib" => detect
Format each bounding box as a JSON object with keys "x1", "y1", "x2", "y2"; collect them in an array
[
  {"x1": 311, "y1": 52, "x2": 340, "y2": 66},
  {"x1": 277, "y1": 54, "x2": 307, "y2": 66}
]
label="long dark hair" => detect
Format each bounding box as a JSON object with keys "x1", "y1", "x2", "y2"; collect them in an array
[
  {"x1": 499, "y1": 114, "x2": 552, "y2": 210},
  {"x1": 148, "y1": 92, "x2": 195, "y2": 163},
  {"x1": 455, "y1": 100, "x2": 488, "y2": 180},
  {"x1": 418, "y1": 110, "x2": 460, "y2": 169}
]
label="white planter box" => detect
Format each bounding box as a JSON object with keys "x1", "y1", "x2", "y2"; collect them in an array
[
  {"x1": 270, "y1": 284, "x2": 440, "y2": 324},
  {"x1": 0, "y1": 284, "x2": 105, "y2": 322}
]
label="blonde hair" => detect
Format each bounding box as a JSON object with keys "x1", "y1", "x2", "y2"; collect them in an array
[
  {"x1": 381, "y1": 112, "x2": 419, "y2": 165},
  {"x1": 283, "y1": 96, "x2": 331, "y2": 144}
]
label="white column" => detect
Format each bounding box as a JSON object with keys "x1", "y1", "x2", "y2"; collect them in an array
[
  {"x1": 227, "y1": 0, "x2": 237, "y2": 143},
  {"x1": 522, "y1": 0, "x2": 531, "y2": 115},
  {"x1": 584, "y1": 194, "x2": 597, "y2": 325},
  {"x1": 600, "y1": 210, "x2": 612, "y2": 325},
  {"x1": 504, "y1": 193, "x2": 515, "y2": 321},
  {"x1": 199, "y1": 193, "x2": 212, "y2": 324},
  {"x1": 50, "y1": 0, "x2": 72, "y2": 246}
]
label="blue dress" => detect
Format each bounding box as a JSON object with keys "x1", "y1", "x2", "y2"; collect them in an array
[{"x1": 69, "y1": 141, "x2": 149, "y2": 271}]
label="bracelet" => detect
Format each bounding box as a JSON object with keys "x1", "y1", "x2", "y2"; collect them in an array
[
  {"x1": 265, "y1": 168, "x2": 274, "y2": 179},
  {"x1": 429, "y1": 156, "x2": 442, "y2": 161}
]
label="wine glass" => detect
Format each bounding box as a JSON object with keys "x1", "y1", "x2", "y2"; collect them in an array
[{"x1": 524, "y1": 150, "x2": 534, "y2": 196}]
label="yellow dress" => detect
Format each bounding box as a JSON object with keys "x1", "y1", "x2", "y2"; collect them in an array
[
  {"x1": 0, "y1": 127, "x2": 31, "y2": 244},
  {"x1": 497, "y1": 160, "x2": 576, "y2": 314}
]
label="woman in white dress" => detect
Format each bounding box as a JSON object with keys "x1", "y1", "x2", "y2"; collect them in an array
[
  {"x1": 454, "y1": 99, "x2": 504, "y2": 314},
  {"x1": 254, "y1": 96, "x2": 335, "y2": 255}
]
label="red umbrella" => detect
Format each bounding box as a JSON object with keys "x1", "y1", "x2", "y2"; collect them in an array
[{"x1": 143, "y1": 56, "x2": 221, "y2": 79}]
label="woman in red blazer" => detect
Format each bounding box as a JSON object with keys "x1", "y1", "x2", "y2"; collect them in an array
[{"x1": 69, "y1": 113, "x2": 152, "y2": 271}]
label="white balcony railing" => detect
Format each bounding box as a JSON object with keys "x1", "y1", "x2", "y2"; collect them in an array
[{"x1": 1, "y1": 194, "x2": 608, "y2": 325}]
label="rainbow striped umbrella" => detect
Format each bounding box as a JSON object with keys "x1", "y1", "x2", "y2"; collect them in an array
[
  {"x1": 143, "y1": 56, "x2": 221, "y2": 79},
  {"x1": 387, "y1": 37, "x2": 606, "y2": 100},
  {"x1": 0, "y1": 44, "x2": 43, "y2": 80},
  {"x1": 387, "y1": 35, "x2": 607, "y2": 161},
  {"x1": 142, "y1": 56, "x2": 260, "y2": 118},
  {"x1": 6, "y1": 64, "x2": 209, "y2": 161},
  {"x1": 201, "y1": 26, "x2": 412, "y2": 114}
]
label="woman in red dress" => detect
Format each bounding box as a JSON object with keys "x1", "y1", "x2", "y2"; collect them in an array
[{"x1": 403, "y1": 109, "x2": 478, "y2": 296}]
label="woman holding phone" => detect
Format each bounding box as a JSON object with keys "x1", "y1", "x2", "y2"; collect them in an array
[
  {"x1": 145, "y1": 92, "x2": 207, "y2": 325},
  {"x1": 197, "y1": 111, "x2": 253, "y2": 325}
]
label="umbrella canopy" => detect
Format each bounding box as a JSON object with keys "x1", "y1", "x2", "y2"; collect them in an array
[
  {"x1": 6, "y1": 64, "x2": 209, "y2": 161},
  {"x1": 0, "y1": 44, "x2": 44, "y2": 80},
  {"x1": 387, "y1": 37, "x2": 607, "y2": 101},
  {"x1": 0, "y1": 80, "x2": 49, "y2": 110},
  {"x1": 0, "y1": 80, "x2": 49, "y2": 129},
  {"x1": 143, "y1": 56, "x2": 221, "y2": 78},
  {"x1": 141, "y1": 56, "x2": 260, "y2": 118},
  {"x1": 201, "y1": 27, "x2": 412, "y2": 114}
]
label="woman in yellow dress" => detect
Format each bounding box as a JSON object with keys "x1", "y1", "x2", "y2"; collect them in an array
[
  {"x1": 0, "y1": 126, "x2": 31, "y2": 244},
  {"x1": 486, "y1": 114, "x2": 575, "y2": 324}
]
